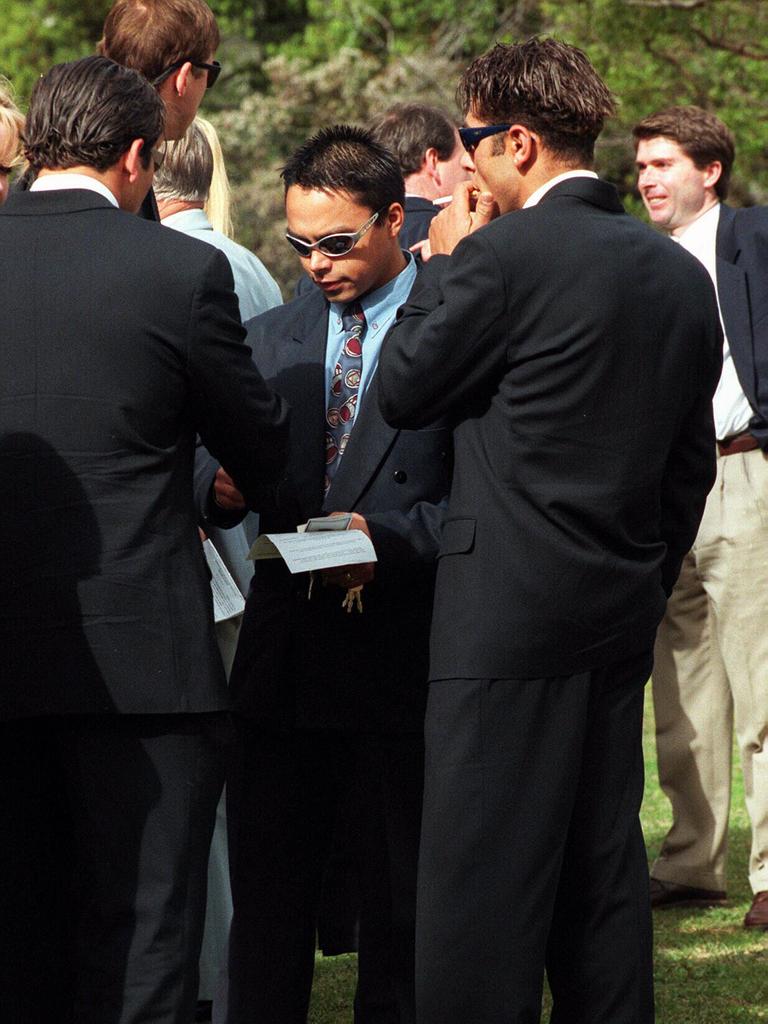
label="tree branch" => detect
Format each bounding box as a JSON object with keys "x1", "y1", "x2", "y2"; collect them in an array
[
  {"x1": 690, "y1": 27, "x2": 768, "y2": 60},
  {"x1": 624, "y1": 0, "x2": 709, "y2": 9}
]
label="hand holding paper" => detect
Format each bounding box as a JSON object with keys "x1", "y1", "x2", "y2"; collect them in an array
[
  {"x1": 322, "y1": 512, "x2": 376, "y2": 589},
  {"x1": 248, "y1": 514, "x2": 377, "y2": 575}
]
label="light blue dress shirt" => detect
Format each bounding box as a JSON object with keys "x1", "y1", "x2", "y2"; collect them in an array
[
  {"x1": 162, "y1": 207, "x2": 283, "y2": 323},
  {"x1": 324, "y1": 252, "x2": 417, "y2": 409},
  {"x1": 163, "y1": 207, "x2": 282, "y2": 596}
]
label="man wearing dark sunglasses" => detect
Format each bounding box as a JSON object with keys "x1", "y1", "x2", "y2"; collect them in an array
[
  {"x1": 197, "y1": 123, "x2": 451, "y2": 1024},
  {"x1": 378, "y1": 36, "x2": 722, "y2": 1024},
  {"x1": 99, "y1": 0, "x2": 220, "y2": 220}
]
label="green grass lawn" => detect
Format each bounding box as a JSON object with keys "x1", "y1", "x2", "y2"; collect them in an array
[{"x1": 308, "y1": 688, "x2": 768, "y2": 1022}]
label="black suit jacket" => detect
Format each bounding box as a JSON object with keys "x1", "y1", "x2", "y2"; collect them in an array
[
  {"x1": 0, "y1": 189, "x2": 289, "y2": 719},
  {"x1": 399, "y1": 195, "x2": 439, "y2": 251},
  {"x1": 378, "y1": 177, "x2": 722, "y2": 681},
  {"x1": 205, "y1": 286, "x2": 452, "y2": 731},
  {"x1": 716, "y1": 202, "x2": 768, "y2": 447}
]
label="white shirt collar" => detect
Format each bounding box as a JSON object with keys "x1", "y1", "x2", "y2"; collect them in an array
[
  {"x1": 523, "y1": 170, "x2": 599, "y2": 209},
  {"x1": 673, "y1": 202, "x2": 720, "y2": 256},
  {"x1": 30, "y1": 173, "x2": 119, "y2": 208}
]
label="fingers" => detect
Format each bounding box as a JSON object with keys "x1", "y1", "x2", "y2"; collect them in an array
[
  {"x1": 328, "y1": 511, "x2": 372, "y2": 540},
  {"x1": 453, "y1": 179, "x2": 477, "y2": 209},
  {"x1": 471, "y1": 191, "x2": 499, "y2": 229},
  {"x1": 213, "y1": 467, "x2": 246, "y2": 510},
  {"x1": 428, "y1": 181, "x2": 500, "y2": 254},
  {"x1": 409, "y1": 238, "x2": 433, "y2": 262},
  {"x1": 321, "y1": 562, "x2": 375, "y2": 588}
]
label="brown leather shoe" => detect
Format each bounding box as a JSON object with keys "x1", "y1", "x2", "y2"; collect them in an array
[
  {"x1": 649, "y1": 877, "x2": 727, "y2": 909},
  {"x1": 744, "y1": 891, "x2": 768, "y2": 929}
]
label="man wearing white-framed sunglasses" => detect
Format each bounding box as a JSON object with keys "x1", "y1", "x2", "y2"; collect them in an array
[{"x1": 197, "y1": 123, "x2": 452, "y2": 1024}]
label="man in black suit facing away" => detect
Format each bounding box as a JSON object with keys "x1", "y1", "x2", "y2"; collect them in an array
[
  {"x1": 15, "y1": 0, "x2": 222, "y2": 210},
  {"x1": 0, "y1": 57, "x2": 288, "y2": 1024},
  {"x1": 378, "y1": 38, "x2": 722, "y2": 1024},
  {"x1": 199, "y1": 125, "x2": 451, "y2": 1023},
  {"x1": 99, "y1": 0, "x2": 222, "y2": 221}
]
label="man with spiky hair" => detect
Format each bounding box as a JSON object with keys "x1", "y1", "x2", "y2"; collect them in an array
[
  {"x1": 0, "y1": 55, "x2": 288, "y2": 1024},
  {"x1": 378, "y1": 38, "x2": 722, "y2": 1023},
  {"x1": 200, "y1": 123, "x2": 451, "y2": 1023}
]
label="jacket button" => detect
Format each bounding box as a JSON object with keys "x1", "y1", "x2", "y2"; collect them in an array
[{"x1": 393, "y1": 470, "x2": 407, "y2": 484}]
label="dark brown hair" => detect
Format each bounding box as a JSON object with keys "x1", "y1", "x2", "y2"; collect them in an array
[
  {"x1": 632, "y1": 106, "x2": 735, "y2": 200},
  {"x1": 369, "y1": 104, "x2": 458, "y2": 177},
  {"x1": 23, "y1": 56, "x2": 164, "y2": 172},
  {"x1": 457, "y1": 37, "x2": 616, "y2": 165},
  {"x1": 98, "y1": 0, "x2": 219, "y2": 83}
]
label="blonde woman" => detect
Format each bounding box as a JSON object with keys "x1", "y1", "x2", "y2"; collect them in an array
[
  {"x1": 0, "y1": 77, "x2": 24, "y2": 205},
  {"x1": 196, "y1": 115, "x2": 233, "y2": 237}
]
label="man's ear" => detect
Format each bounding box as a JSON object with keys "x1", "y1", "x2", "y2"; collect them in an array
[
  {"x1": 703, "y1": 160, "x2": 723, "y2": 192},
  {"x1": 423, "y1": 147, "x2": 440, "y2": 185},
  {"x1": 157, "y1": 61, "x2": 192, "y2": 99},
  {"x1": 385, "y1": 202, "x2": 405, "y2": 237},
  {"x1": 123, "y1": 138, "x2": 148, "y2": 183},
  {"x1": 507, "y1": 125, "x2": 538, "y2": 171}
]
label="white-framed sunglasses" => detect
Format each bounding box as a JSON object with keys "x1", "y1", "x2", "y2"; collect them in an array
[{"x1": 285, "y1": 207, "x2": 385, "y2": 258}]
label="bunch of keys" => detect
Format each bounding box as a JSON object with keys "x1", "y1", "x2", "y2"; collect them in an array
[
  {"x1": 341, "y1": 586, "x2": 364, "y2": 614},
  {"x1": 307, "y1": 572, "x2": 364, "y2": 614}
]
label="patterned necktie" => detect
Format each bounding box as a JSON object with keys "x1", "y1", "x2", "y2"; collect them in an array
[{"x1": 325, "y1": 301, "x2": 366, "y2": 492}]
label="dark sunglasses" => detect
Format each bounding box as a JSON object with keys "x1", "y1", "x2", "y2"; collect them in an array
[
  {"x1": 285, "y1": 207, "x2": 384, "y2": 258},
  {"x1": 459, "y1": 123, "x2": 512, "y2": 154},
  {"x1": 152, "y1": 59, "x2": 222, "y2": 89}
]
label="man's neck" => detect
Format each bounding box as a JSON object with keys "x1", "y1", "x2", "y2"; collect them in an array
[
  {"x1": 403, "y1": 171, "x2": 439, "y2": 202},
  {"x1": 671, "y1": 196, "x2": 719, "y2": 237},
  {"x1": 37, "y1": 165, "x2": 112, "y2": 187},
  {"x1": 157, "y1": 198, "x2": 205, "y2": 221},
  {"x1": 34, "y1": 165, "x2": 122, "y2": 206},
  {"x1": 375, "y1": 250, "x2": 409, "y2": 293},
  {"x1": 347, "y1": 250, "x2": 409, "y2": 307},
  {"x1": 517, "y1": 157, "x2": 590, "y2": 208}
]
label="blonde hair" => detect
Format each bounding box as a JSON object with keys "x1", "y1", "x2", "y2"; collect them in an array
[
  {"x1": 0, "y1": 76, "x2": 25, "y2": 168},
  {"x1": 197, "y1": 117, "x2": 233, "y2": 238}
]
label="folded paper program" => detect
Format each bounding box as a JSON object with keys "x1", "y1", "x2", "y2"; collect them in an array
[{"x1": 247, "y1": 529, "x2": 377, "y2": 574}]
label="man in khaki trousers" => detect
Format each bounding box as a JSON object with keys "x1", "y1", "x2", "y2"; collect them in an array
[{"x1": 634, "y1": 105, "x2": 768, "y2": 928}]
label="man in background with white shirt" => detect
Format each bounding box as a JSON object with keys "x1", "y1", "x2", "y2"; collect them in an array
[{"x1": 635, "y1": 105, "x2": 768, "y2": 929}]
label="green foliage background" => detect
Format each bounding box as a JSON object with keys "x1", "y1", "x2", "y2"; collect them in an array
[{"x1": 3, "y1": 0, "x2": 768, "y2": 292}]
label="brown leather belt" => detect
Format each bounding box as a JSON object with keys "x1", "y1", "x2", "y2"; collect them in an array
[{"x1": 717, "y1": 431, "x2": 759, "y2": 456}]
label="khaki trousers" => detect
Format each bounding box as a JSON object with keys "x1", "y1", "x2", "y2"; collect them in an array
[{"x1": 652, "y1": 446, "x2": 768, "y2": 894}]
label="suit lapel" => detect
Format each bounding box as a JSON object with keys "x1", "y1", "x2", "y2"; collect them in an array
[
  {"x1": 716, "y1": 203, "x2": 740, "y2": 264},
  {"x1": 323, "y1": 368, "x2": 399, "y2": 512},
  {"x1": 273, "y1": 297, "x2": 328, "y2": 518},
  {"x1": 716, "y1": 205, "x2": 757, "y2": 409}
]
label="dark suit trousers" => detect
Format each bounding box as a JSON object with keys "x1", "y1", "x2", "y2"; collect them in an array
[
  {"x1": 226, "y1": 721, "x2": 424, "y2": 1024},
  {"x1": 0, "y1": 713, "x2": 225, "y2": 1024},
  {"x1": 416, "y1": 653, "x2": 655, "y2": 1024}
]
